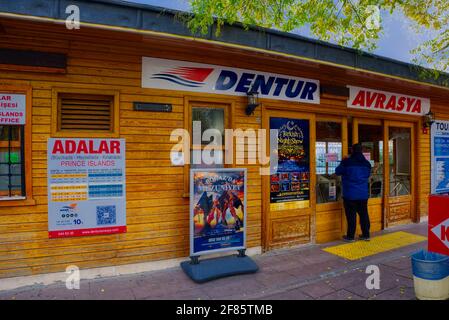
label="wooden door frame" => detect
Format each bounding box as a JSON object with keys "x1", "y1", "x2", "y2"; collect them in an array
[
  {"x1": 352, "y1": 118, "x2": 382, "y2": 142},
  {"x1": 182, "y1": 96, "x2": 236, "y2": 197},
  {"x1": 353, "y1": 117, "x2": 417, "y2": 229},
  {"x1": 315, "y1": 116, "x2": 348, "y2": 209},
  {"x1": 261, "y1": 105, "x2": 316, "y2": 251},
  {"x1": 0, "y1": 84, "x2": 34, "y2": 207},
  {"x1": 383, "y1": 120, "x2": 416, "y2": 227}
]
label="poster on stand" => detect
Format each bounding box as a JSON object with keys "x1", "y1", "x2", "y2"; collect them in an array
[
  {"x1": 190, "y1": 168, "x2": 247, "y2": 256},
  {"x1": 431, "y1": 121, "x2": 449, "y2": 194},
  {"x1": 269, "y1": 118, "x2": 310, "y2": 204},
  {"x1": 47, "y1": 138, "x2": 126, "y2": 238}
]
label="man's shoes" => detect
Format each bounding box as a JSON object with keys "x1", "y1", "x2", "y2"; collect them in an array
[
  {"x1": 342, "y1": 236, "x2": 355, "y2": 242},
  {"x1": 358, "y1": 235, "x2": 371, "y2": 241}
]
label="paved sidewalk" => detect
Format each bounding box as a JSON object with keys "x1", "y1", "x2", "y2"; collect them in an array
[{"x1": 0, "y1": 223, "x2": 427, "y2": 300}]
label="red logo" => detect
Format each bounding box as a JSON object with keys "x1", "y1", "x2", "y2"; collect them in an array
[
  {"x1": 431, "y1": 218, "x2": 449, "y2": 246},
  {"x1": 429, "y1": 195, "x2": 449, "y2": 256},
  {"x1": 151, "y1": 67, "x2": 214, "y2": 87}
]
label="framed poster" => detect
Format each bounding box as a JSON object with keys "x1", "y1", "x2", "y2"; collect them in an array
[
  {"x1": 431, "y1": 121, "x2": 449, "y2": 194},
  {"x1": 269, "y1": 118, "x2": 310, "y2": 205},
  {"x1": 190, "y1": 168, "x2": 247, "y2": 256},
  {"x1": 47, "y1": 138, "x2": 126, "y2": 238}
]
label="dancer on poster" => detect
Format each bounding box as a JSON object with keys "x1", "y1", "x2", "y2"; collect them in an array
[{"x1": 191, "y1": 169, "x2": 246, "y2": 255}]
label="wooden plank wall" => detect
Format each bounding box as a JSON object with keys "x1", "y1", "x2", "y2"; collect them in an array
[
  {"x1": 418, "y1": 118, "x2": 431, "y2": 219},
  {"x1": 0, "y1": 19, "x2": 446, "y2": 278},
  {"x1": 420, "y1": 103, "x2": 449, "y2": 218},
  {"x1": 0, "y1": 22, "x2": 264, "y2": 279}
]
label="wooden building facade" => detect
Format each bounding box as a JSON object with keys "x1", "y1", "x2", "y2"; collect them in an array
[{"x1": 0, "y1": 0, "x2": 449, "y2": 280}]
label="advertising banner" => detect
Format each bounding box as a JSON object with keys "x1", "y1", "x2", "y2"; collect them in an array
[
  {"x1": 0, "y1": 93, "x2": 26, "y2": 124},
  {"x1": 190, "y1": 168, "x2": 247, "y2": 256},
  {"x1": 431, "y1": 121, "x2": 449, "y2": 194},
  {"x1": 270, "y1": 118, "x2": 310, "y2": 204},
  {"x1": 347, "y1": 86, "x2": 430, "y2": 116},
  {"x1": 47, "y1": 138, "x2": 126, "y2": 238},
  {"x1": 142, "y1": 57, "x2": 320, "y2": 104}
]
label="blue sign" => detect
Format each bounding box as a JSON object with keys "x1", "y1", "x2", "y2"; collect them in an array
[{"x1": 431, "y1": 121, "x2": 449, "y2": 194}]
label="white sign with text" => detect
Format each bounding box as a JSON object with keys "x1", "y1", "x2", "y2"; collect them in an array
[
  {"x1": 0, "y1": 93, "x2": 26, "y2": 124},
  {"x1": 142, "y1": 57, "x2": 320, "y2": 104},
  {"x1": 347, "y1": 86, "x2": 430, "y2": 116}
]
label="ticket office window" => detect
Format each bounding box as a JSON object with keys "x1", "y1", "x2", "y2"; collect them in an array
[
  {"x1": 388, "y1": 127, "x2": 411, "y2": 196},
  {"x1": 183, "y1": 103, "x2": 230, "y2": 196},
  {"x1": 316, "y1": 121, "x2": 342, "y2": 204},
  {"x1": 358, "y1": 124, "x2": 383, "y2": 198},
  {"x1": 0, "y1": 126, "x2": 25, "y2": 199},
  {"x1": 190, "y1": 106, "x2": 227, "y2": 168}
]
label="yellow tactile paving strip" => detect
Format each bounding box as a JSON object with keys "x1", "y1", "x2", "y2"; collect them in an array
[{"x1": 323, "y1": 231, "x2": 427, "y2": 260}]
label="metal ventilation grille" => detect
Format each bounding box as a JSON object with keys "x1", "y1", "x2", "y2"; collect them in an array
[{"x1": 59, "y1": 94, "x2": 113, "y2": 131}]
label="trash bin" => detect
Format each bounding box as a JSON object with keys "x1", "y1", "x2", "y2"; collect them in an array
[{"x1": 411, "y1": 250, "x2": 449, "y2": 300}]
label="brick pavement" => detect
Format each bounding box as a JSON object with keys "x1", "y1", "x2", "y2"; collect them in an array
[{"x1": 0, "y1": 222, "x2": 427, "y2": 300}]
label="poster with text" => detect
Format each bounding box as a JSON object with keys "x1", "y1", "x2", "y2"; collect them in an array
[
  {"x1": 270, "y1": 118, "x2": 310, "y2": 203},
  {"x1": 0, "y1": 93, "x2": 26, "y2": 124},
  {"x1": 190, "y1": 168, "x2": 247, "y2": 256},
  {"x1": 47, "y1": 138, "x2": 126, "y2": 238},
  {"x1": 431, "y1": 121, "x2": 449, "y2": 194}
]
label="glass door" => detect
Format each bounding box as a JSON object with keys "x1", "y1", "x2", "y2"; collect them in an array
[
  {"x1": 384, "y1": 121, "x2": 415, "y2": 226},
  {"x1": 315, "y1": 116, "x2": 348, "y2": 242}
]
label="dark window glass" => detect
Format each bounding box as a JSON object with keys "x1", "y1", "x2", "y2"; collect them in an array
[
  {"x1": 0, "y1": 126, "x2": 25, "y2": 198},
  {"x1": 192, "y1": 108, "x2": 225, "y2": 145},
  {"x1": 358, "y1": 124, "x2": 383, "y2": 198},
  {"x1": 191, "y1": 107, "x2": 225, "y2": 168}
]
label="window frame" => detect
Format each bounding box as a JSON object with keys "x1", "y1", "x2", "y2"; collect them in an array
[
  {"x1": 183, "y1": 96, "x2": 234, "y2": 197},
  {"x1": 354, "y1": 118, "x2": 385, "y2": 200},
  {"x1": 0, "y1": 85, "x2": 34, "y2": 206},
  {"x1": 0, "y1": 125, "x2": 25, "y2": 198},
  {"x1": 51, "y1": 87, "x2": 120, "y2": 138},
  {"x1": 315, "y1": 115, "x2": 347, "y2": 209}
]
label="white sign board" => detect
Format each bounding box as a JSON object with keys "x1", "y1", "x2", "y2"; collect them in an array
[
  {"x1": 0, "y1": 93, "x2": 26, "y2": 124},
  {"x1": 431, "y1": 121, "x2": 449, "y2": 194},
  {"x1": 347, "y1": 86, "x2": 430, "y2": 116},
  {"x1": 142, "y1": 57, "x2": 320, "y2": 104},
  {"x1": 47, "y1": 138, "x2": 126, "y2": 238}
]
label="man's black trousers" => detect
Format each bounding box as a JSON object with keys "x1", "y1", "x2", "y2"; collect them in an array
[{"x1": 343, "y1": 198, "x2": 370, "y2": 239}]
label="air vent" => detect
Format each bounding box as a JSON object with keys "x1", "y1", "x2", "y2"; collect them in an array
[{"x1": 58, "y1": 93, "x2": 113, "y2": 131}]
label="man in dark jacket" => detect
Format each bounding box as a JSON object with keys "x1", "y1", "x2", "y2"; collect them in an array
[{"x1": 335, "y1": 143, "x2": 372, "y2": 242}]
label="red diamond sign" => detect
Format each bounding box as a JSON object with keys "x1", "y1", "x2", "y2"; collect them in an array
[{"x1": 429, "y1": 195, "x2": 449, "y2": 256}]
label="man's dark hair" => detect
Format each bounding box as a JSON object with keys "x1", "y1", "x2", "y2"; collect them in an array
[{"x1": 352, "y1": 143, "x2": 362, "y2": 154}]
